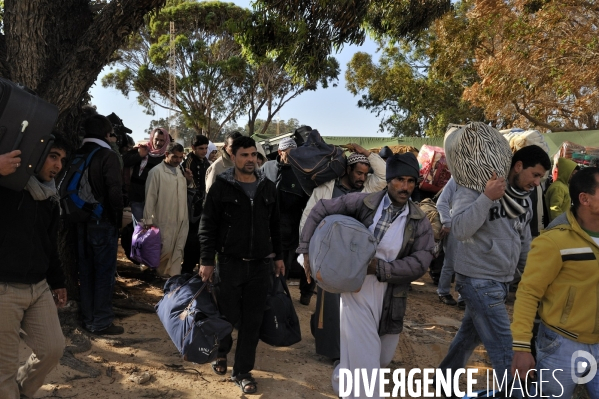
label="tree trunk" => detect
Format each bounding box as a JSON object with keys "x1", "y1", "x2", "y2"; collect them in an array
[{"x1": 2, "y1": 0, "x2": 167, "y2": 298}]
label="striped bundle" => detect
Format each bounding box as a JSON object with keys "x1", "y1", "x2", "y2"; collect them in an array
[{"x1": 444, "y1": 122, "x2": 513, "y2": 193}]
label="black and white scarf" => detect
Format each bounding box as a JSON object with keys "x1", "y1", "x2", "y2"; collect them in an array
[{"x1": 500, "y1": 184, "x2": 530, "y2": 219}]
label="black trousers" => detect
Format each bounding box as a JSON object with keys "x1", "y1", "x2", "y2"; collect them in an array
[
  {"x1": 181, "y1": 220, "x2": 200, "y2": 275},
  {"x1": 216, "y1": 257, "x2": 271, "y2": 377},
  {"x1": 283, "y1": 249, "x2": 315, "y2": 296}
]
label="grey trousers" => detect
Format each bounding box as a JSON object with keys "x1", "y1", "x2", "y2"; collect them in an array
[{"x1": 0, "y1": 280, "x2": 65, "y2": 399}]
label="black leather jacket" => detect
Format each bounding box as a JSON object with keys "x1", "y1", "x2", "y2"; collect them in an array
[{"x1": 199, "y1": 168, "x2": 282, "y2": 265}]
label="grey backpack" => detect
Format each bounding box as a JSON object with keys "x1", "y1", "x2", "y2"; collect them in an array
[{"x1": 309, "y1": 215, "x2": 377, "y2": 293}]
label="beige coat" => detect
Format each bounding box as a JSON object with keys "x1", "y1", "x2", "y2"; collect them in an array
[
  {"x1": 205, "y1": 150, "x2": 233, "y2": 194},
  {"x1": 144, "y1": 162, "x2": 189, "y2": 277}
]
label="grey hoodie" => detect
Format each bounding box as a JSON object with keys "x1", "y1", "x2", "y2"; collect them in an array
[{"x1": 451, "y1": 185, "x2": 532, "y2": 282}]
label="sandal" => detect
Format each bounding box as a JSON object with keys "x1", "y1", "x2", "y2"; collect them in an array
[
  {"x1": 211, "y1": 358, "x2": 227, "y2": 375},
  {"x1": 232, "y1": 374, "x2": 258, "y2": 394}
]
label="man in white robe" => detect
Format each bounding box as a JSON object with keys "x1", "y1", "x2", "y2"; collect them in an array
[
  {"x1": 144, "y1": 142, "x2": 189, "y2": 277},
  {"x1": 298, "y1": 152, "x2": 434, "y2": 399}
]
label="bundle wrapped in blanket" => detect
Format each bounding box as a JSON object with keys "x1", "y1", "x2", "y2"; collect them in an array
[{"x1": 444, "y1": 122, "x2": 525, "y2": 219}]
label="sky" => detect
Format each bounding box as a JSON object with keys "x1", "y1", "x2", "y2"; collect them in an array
[{"x1": 87, "y1": 1, "x2": 384, "y2": 143}]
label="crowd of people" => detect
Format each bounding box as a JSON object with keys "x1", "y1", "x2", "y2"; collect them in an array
[{"x1": 1, "y1": 111, "x2": 598, "y2": 399}]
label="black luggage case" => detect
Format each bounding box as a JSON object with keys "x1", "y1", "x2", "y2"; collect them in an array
[
  {"x1": 310, "y1": 286, "x2": 340, "y2": 359},
  {"x1": 0, "y1": 77, "x2": 59, "y2": 191}
]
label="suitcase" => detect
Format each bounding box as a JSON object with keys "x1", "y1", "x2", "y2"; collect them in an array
[
  {"x1": 310, "y1": 286, "x2": 340, "y2": 359},
  {"x1": 0, "y1": 78, "x2": 59, "y2": 191}
]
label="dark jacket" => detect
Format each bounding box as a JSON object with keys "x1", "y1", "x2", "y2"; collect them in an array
[
  {"x1": 297, "y1": 190, "x2": 434, "y2": 335},
  {"x1": 199, "y1": 168, "x2": 283, "y2": 266},
  {"x1": 262, "y1": 158, "x2": 309, "y2": 249},
  {"x1": 123, "y1": 149, "x2": 164, "y2": 203},
  {"x1": 79, "y1": 142, "x2": 124, "y2": 227},
  {"x1": 184, "y1": 152, "x2": 210, "y2": 193},
  {"x1": 0, "y1": 186, "x2": 66, "y2": 289}
]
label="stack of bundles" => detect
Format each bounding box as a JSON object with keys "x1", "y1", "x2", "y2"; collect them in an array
[
  {"x1": 585, "y1": 147, "x2": 599, "y2": 157},
  {"x1": 417, "y1": 145, "x2": 451, "y2": 193},
  {"x1": 445, "y1": 122, "x2": 524, "y2": 218},
  {"x1": 554, "y1": 140, "x2": 585, "y2": 159},
  {"x1": 500, "y1": 128, "x2": 550, "y2": 154},
  {"x1": 371, "y1": 145, "x2": 419, "y2": 157}
]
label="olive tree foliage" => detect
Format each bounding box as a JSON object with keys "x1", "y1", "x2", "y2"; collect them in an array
[
  {"x1": 104, "y1": 1, "x2": 340, "y2": 140},
  {"x1": 102, "y1": 1, "x2": 249, "y2": 140},
  {"x1": 345, "y1": 1, "x2": 486, "y2": 137},
  {"x1": 239, "y1": 0, "x2": 451, "y2": 81},
  {"x1": 461, "y1": 0, "x2": 599, "y2": 131}
]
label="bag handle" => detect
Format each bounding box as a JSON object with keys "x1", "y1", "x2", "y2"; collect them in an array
[
  {"x1": 180, "y1": 279, "x2": 219, "y2": 346},
  {"x1": 271, "y1": 273, "x2": 292, "y2": 299}
]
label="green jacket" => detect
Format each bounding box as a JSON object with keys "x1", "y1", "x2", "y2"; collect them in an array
[{"x1": 545, "y1": 157, "x2": 577, "y2": 222}]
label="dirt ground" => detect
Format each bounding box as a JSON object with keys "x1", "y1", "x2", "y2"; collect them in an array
[{"x1": 27, "y1": 249, "x2": 505, "y2": 399}]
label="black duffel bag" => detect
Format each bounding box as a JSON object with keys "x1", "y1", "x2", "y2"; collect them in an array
[
  {"x1": 155, "y1": 274, "x2": 233, "y2": 364},
  {"x1": 287, "y1": 129, "x2": 346, "y2": 195},
  {"x1": 260, "y1": 274, "x2": 302, "y2": 347}
]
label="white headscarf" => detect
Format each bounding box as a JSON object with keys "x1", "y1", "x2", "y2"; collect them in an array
[{"x1": 206, "y1": 141, "x2": 217, "y2": 162}]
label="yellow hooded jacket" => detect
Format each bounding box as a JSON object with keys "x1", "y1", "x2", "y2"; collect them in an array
[
  {"x1": 545, "y1": 157, "x2": 578, "y2": 222},
  {"x1": 511, "y1": 210, "x2": 599, "y2": 352}
]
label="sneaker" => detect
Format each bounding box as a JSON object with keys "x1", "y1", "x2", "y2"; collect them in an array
[
  {"x1": 439, "y1": 294, "x2": 457, "y2": 306},
  {"x1": 299, "y1": 293, "x2": 312, "y2": 306},
  {"x1": 93, "y1": 323, "x2": 124, "y2": 335},
  {"x1": 457, "y1": 301, "x2": 466, "y2": 310}
]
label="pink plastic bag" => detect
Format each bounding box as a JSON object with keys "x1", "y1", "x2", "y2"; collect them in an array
[
  {"x1": 417, "y1": 145, "x2": 451, "y2": 193},
  {"x1": 130, "y1": 225, "x2": 161, "y2": 269}
]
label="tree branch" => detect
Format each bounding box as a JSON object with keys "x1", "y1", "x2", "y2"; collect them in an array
[{"x1": 512, "y1": 101, "x2": 574, "y2": 132}]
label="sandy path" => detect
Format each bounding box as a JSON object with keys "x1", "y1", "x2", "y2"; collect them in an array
[{"x1": 27, "y1": 255, "x2": 501, "y2": 399}]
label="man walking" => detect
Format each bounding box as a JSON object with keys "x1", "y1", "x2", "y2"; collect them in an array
[
  {"x1": 181, "y1": 135, "x2": 211, "y2": 274},
  {"x1": 512, "y1": 167, "x2": 599, "y2": 397},
  {"x1": 298, "y1": 152, "x2": 434, "y2": 399},
  {"x1": 123, "y1": 127, "x2": 170, "y2": 222},
  {"x1": 437, "y1": 145, "x2": 550, "y2": 392},
  {"x1": 545, "y1": 157, "x2": 579, "y2": 222},
  {"x1": 199, "y1": 136, "x2": 284, "y2": 394},
  {"x1": 299, "y1": 144, "x2": 386, "y2": 361},
  {"x1": 262, "y1": 137, "x2": 313, "y2": 304},
  {"x1": 436, "y1": 176, "x2": 463, "y2": 307},
  {"x1": 144, "y1": 142, "x2": 189, "y2": 277},
  {"x1": 76, "y1": 114, "x2": 124, "y2": 335},
  {"x1": 0, "y1": 133, "x2": 68, "y2": 398}
]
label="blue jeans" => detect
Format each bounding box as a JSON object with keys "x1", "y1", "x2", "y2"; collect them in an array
[
  {"x1": 534, "y1": 322, "x2": 599, "y2": 398},
  {"x1": 77, "y1": 220, "x2": 119, "y2": 331},
  {"x1": 438, "y1": 275, "x2": 513, "y2": 390},
  {"x1": 437, "y1": 235, "x2": 461, "y2": 302},
  {"x1": 130, "y1": 201, "x2": 144, "y2": 226}
]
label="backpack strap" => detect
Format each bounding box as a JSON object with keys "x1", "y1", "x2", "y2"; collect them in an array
[{"x1": 66, "y1": 147, "x2": 104, "y2": 218}]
